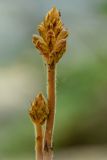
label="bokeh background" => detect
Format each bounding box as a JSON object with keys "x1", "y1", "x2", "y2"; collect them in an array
[{"x1": 0, "y1": 0, "x2": 107, "y2": 159}]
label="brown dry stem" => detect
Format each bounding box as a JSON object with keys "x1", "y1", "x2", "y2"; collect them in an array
[
  {"x1": 44, "y1": 64, "x2": 55, "y2": 160},
  {"x1": 35, "y1": 125, "x2": 43, "y2": 160}
]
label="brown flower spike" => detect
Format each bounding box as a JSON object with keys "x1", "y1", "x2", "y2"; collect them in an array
[
  {"x1": 29, "y1": 93, "x2": 49, "y2": 160},
  {"x1": 32, "y1": 7, "x2": 68, "y2": 67},
  {"x1": 29, "y1": 93, "x2": 49, "y2": 125}
]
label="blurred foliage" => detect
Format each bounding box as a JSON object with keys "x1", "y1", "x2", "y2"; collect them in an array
[{"x1": 95, "y1": 0, "x2": 107, "y2": 15}]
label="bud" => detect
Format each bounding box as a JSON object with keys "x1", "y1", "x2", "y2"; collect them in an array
[
  {"x1": 38, "y1": 22, "x2": 46, "y2": 41},
  {"x1": 32, "y1": 35, "x2": 49, "y2": 59},
  {"x1": 46, "y1": 29, "x2": 55, "y2": 51},
  {"x1": 29, "y1": 93, "x2": 49, "y2": 125},
  {"x1": 57, "y1": 29, "x2": 68, "y2": 41}
]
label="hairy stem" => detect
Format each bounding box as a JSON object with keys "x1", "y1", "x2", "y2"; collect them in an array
[
  {"x1": 44, "y1": 64, "x2": 56, "y2": 160},
  {"x1": 35, "y1": 125, "x2": 43, "y2": 160}
]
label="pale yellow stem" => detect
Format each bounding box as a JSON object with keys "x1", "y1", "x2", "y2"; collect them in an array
[
  {"x1": 35, "y1": 125, "x2": 43, "y2": 160},
  {"x1": 44, "y1": 64, "x2": 56, "y2": 160}
]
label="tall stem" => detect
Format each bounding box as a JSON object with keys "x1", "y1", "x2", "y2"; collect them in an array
[
  {"x1": 44, "y1": 64, "x2": 56, "y2": 160},
  {"x1": 35, "y1": 125, "x2": 43, "y2": 160}
]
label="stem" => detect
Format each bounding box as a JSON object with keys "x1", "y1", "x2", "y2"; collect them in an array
[
  {"x1": 44, "y1": 64, "x2": 56, "y2": 160},
  {"x1": 35, "y1": 125, "x2": 43, "y2": 160}
]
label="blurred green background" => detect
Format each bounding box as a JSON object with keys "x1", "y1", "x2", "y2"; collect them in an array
[{"x1": 0, "y1": 0, "x2": 107, "y2": 159}]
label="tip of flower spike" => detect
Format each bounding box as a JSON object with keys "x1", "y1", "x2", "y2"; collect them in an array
[
  {"x1": 29, "y1": 93, "x2": 49, "y2": 125},
  {"x1": 51, "y1": 6, "x2": 58, "y2": 13},
  {"x1": 44, "y1": 6, "x2": 60, "y2": 26},
  {"x1": 38, "y1": 92, "x2": 43, "y2": 98}
]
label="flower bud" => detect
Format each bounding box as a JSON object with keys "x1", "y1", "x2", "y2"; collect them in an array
[{"x1": 29, "y1": 93, "x2": 49, "y2": 125}]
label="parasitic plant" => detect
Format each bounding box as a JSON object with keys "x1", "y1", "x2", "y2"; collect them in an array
[
  {"x1": 29, "y1": 93, "x2": 49, "y2": 160},
  {"x1": 29, "y1": 7, "x2": 68, "y2": 160}
]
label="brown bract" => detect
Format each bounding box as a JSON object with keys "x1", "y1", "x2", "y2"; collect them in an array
[
  {"x1": 32, "y1": 7, "x2": 68, "y2": 67},
  {"x1": 29, "y1": 93, "x2": 49, "y2": 125}
]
